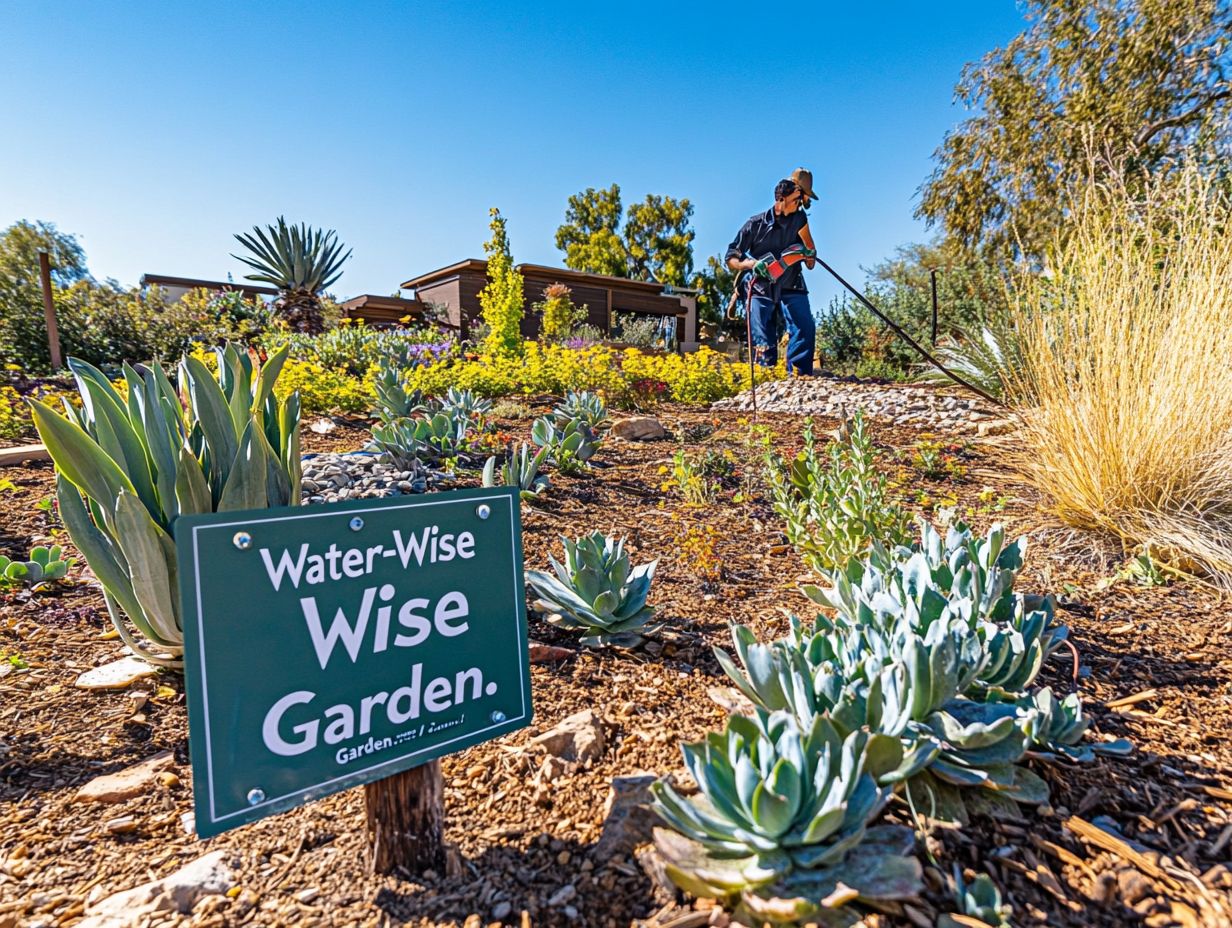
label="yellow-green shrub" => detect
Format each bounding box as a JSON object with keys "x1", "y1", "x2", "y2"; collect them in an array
[
  {"x1": 0, "y1": 387, "x2": 27, "y2": 441},
  {"x1": 274, "y1": 358, "x2": 373, "y2": 414}
]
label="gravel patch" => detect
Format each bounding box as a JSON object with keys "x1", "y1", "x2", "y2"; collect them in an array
[
  {"x1": 711, "y1": 376, "x2": 1016, "y2": 435},
  {"x1": 300, "y1": 452, "x2": 442, "y2": 504}
]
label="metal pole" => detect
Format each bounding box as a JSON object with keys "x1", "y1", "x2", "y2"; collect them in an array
[
  {"x1": 38, "y1": 251, "x2": 62, "y2": 370},
  {"x1": 929, "y1": 267, "x2": 939, "y2": 347}
]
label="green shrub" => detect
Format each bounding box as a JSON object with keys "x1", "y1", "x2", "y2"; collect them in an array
[
  {"x1": 766, "y1": 412, "x2": 911, "y2": 574},
  {"x1": 479, "y1": 209, "x2": 525, "y2": 357},
  {"x1": 535, "y1": 282, "x2": 586, "y2": 342}
]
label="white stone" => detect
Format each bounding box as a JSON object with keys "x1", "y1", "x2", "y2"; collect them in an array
[
  {"x1": 77, "y1": 851, "x2": 235, "y2": 928},
  {"x1": 75, "y1": 656, "x2": 157, "y2": 690}
]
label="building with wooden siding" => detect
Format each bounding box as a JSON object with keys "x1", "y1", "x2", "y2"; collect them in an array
[
  {"x1": 399, "y1": 260, "x2": 696, "y2": 345},
  {"x1": 339, "y1": 294, "x2": 437, "y2": 328},
  {"x1": 139, "y1": 274, "x2": 277, "y2": 302}
]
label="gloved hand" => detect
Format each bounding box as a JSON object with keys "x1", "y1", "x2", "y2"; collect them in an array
[{"x1": 752, "y1": 258, "x2": 771, "y2": 279}]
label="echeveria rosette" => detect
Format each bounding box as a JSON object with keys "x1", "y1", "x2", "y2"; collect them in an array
[
  {"x1": 650, "y1": 711, "x2": 921, "y2": 922},
  {"x1": 1017, "y1": 686, "x2": 1133, "y2": 762},
  {"x1": 525, "y1": 532, "x2": 659, "y2": 647}
]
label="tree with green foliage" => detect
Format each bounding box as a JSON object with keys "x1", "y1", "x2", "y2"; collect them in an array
[
  {"x1": 479, "y1": 208, "x2": 525, "y2": 356},
  {"x1": 688, "y1": 254, "x2": 738, "y2": 327},
  {"x1": 918, "y1": 0, "x2": 1232, "y2": 262},
  {"x1": 554, "y1": 184, "x2": 695, "y2": 285},
  {"x1": 0, "y1": 221, "x2": 91, "y2": 372},
  {"x1": 554, "y1": 185, "x2": 628, "y2": 278}
]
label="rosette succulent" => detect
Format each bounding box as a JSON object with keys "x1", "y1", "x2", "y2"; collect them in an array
[
  {"x1": 0, "y1": 545, "x2": 75, "y2": 591},
  {"x1": 531, "y1": 415, "x2": 600, "y2": 474},
  {"x1": 651, "y1": 711, "x2": 921, "y2": 923},
  {"x1": 525, "y1": 532, "x2": 658, "y2": 647},
  {"x1": 553, "y1": 390, "x2": 609, "y2": 433}
]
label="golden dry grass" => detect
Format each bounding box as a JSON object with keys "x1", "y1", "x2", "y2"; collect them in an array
[{"x1": 1008, "y1": 166, "x2": 1232, "y2": 585}]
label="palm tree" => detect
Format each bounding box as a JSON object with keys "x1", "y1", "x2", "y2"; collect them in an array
[{"x1": 232, "y1": 217, "x2": 351, "y2": 334}]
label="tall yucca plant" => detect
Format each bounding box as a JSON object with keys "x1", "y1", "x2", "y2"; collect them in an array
[
  {"x1": 27, "y1": 345, "x2": 302, "y2": 667},
  {"x1": 233, "y1": 217, "x2": 351, "y2": 334}
]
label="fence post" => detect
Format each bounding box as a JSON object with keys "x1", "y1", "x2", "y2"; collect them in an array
[{"x1": 39, "y1": 251, "x2": 63, "y2": 369}]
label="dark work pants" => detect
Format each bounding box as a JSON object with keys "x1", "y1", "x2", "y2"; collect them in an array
[{"x1": 749, "y1": 290, "x2": 816, "y2": 374}]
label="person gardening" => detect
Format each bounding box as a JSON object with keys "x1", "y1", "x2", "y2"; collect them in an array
[{"x1": 725, "y1": 174, "x2": 820, "y2": 375}]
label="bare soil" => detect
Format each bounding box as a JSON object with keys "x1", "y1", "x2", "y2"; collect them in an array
[{"x1": 1, "y1": 401, "x2": 1230, "y2": 927}]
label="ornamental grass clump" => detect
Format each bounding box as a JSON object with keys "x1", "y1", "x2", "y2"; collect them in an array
[
  {"x1": 767, "y1": 412, "x2": 911, "y2": 574},
  {"x1": 27, "y1": 345, "x2": 301, "y2": 667},
  {"x1": 526, "y1": 532, "x2": 658, "y2": 647},
  {"x1": 1007, "y1": 163, "x2": 1232, "y2": 586},
  {"x1": 650, "y1": 711, "x2": 922, "y2": 924}
]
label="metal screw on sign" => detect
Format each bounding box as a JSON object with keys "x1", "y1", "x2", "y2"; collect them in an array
[
  {"x1": 247, "y1": 788, "x2": 265, "y2": 805},
  {"x1": 233, "y1": 532, "x2": 252, "y2": 550},
  {"x1": 349, "y1": 517, "x2": 364, "y2": 532},
  {"x1": 490, "y1": 710, "x2": 506, "y2": 723},
  {"x1": 476, "y1": 504, "x2": 491, "y2": 520}
]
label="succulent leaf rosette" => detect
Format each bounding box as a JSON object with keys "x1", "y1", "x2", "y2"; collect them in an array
[
  {"x1": 482, "y1": 442, "x2": 550, "y2": 500},
  {"x1": 525, "y1": 532, "x2": 658, "y2": 647},
  {"x1": 650, "y1": 711, "x2": 921, "y2": 922}
]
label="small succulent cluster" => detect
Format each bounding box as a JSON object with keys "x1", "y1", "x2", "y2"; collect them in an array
[
  {"x1": 368, "y1": 383, "x2": 493, "y2": 467},
  {"x1": 482, "y1": 443, "x2": 549, "y2": 500},
  {"x1": 526, "y1": 532, "x2": 658, "y2": 647},
  {"x1": 654, "y1": 517, "x2": 1131, "y2": 923},
  {"x1": 531, "y1": 414, "x2": 601, "y2": 475},
  {"x1": 553, "y1": 390, "x2": 609, "y2": 434},
  {"x1": 0, "y1": 545, "x2": 75, "y2": 592}
]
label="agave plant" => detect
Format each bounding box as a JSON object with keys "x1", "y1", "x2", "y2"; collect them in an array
[
  {"x1": 531, "y1": 415, "x2": 600, "y2": 475},
  {"x1": 482, "y1": 443, "x2": 549, "y2": 500},
  {"x1": 371, "y1": 362, "x2": 426, "y2": 424},
  {"x1": 0, "y1": 545, "x2": 75, "y2": 592},
  {"x1": 553, "y1": 390, "x2": 609, "y2": 433},
  {"x1": 27, "y1": 346, "x2": 301, "y2": 667},
  {"x1": 651, "y1": 711, "x2": 921, "y2": 922},
  {"x1": 525, "y1": 532, "x2": 658, "y2": 647},
  {"x1": 232, "y1": 216, "x2": 351, "y2": 334}
]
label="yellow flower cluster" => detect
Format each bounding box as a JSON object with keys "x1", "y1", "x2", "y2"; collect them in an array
[
  {"x1": 0, "y1": 386, "x2": 26, "y2": 441},
  {"x1": 274, "y1": 358, "x2": 375, "y2": 414}
]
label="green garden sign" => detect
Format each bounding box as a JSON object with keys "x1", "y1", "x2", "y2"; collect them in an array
[{"x1": 176, "y1": 486, "x2": 531, "y2": 838}]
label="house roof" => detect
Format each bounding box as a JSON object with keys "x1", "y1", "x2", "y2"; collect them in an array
[
  {"x1": 399, "y1": 259, "x2": 671, "y2": 293},
  {"x1": 140, "y1": 274, "x2": 278, "y2": 296},
  {"x1": 340, "y1": 294, "x2": 426, "y2": 312}
]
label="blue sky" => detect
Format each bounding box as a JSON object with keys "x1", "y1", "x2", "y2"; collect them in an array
[{"x1": 0, "y1": 1, "x2": 1027, "y2": 308}]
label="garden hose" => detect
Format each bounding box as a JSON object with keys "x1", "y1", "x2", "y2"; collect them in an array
[{"x1": 726, "y1": 256, "x2": 1006, "y2": 409}]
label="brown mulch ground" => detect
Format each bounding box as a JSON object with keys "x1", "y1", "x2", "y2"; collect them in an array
[{"x1": 1, "y1": 401, "x2": 1230, "y2": 927}]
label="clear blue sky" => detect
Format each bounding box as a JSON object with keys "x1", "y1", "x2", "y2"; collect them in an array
[{"x1": 0, "y1": 1, "x2": 1026, "y2": 308}]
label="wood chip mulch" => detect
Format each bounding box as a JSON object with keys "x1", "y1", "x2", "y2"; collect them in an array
[{"x1": 1, "y1": 400, "x2": 1230, "y2": 927}]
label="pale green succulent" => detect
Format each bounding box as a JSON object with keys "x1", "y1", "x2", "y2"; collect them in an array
[
  {"x1": 482, "y1": 443, "x2": 549, "y2": 500},
  {"x1": 433, "y1": 387, "x2": 492, "y2": 421},
  {"x1": 553, "y1": 390, "x2": 609, "y2": 433},
  {"x1": 525, "y1": 532, "x2": 657, "y2": 647},
  {"x1": 651, "y1": 711, "x2": 921, "y2": 922},
  {"x1": 371, "y1": 362, "x2": 426, "y2": 424},
  {"x1": 937, "y1": 869, "x2": 1012, "y2": 928},
  {"x1": 0, "y1": 545, "x2": 76, "y2": 591},
  {"x1": 369, "y1": 410, "x2": 470, "y2": 465},
  {"x1": 1017, "y1": 687, "x2": 1133, "y2": 762},
  {"x1": 28, "y1": 346, "x2": 301, "y2": 667},
  {"x1": 531, "y1": 415, "x2": 600, "y2": 474}
]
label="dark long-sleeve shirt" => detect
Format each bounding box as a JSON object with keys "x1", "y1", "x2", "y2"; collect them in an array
[{"x1": 725, "y1": 207, "x2": 811, "y2": 297}]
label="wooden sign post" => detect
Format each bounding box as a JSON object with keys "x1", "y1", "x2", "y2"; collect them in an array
[{"x1": 175, "y1": 487, "x2": 532, "y2": 874}]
